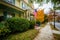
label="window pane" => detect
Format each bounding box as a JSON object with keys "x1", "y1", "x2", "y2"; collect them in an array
[{"x1": 3, "y1": 0, "x2": 15, "y2": 5}]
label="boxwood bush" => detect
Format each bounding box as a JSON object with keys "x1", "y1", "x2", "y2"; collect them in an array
[
  {"x1": 36, "y1": 20, "x2": 40, "y2": 26},
  {"x1": 5, "y1": 18, "x2": 30, "y2": 32},
  {"x1": 0, "y1": 23, "x2": 11, "y2": 40},
  {"x1": 29, "y1": 20, "x2": 35, "y2": 29}
]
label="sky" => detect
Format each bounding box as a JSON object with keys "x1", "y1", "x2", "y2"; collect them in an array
[{"x1": 33, "y1": 0, "x2": 54, "y2": 14}]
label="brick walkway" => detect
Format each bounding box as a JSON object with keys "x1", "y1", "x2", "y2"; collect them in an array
[{"x1": 34, "y1": 23, "x2": 54, "y2": 40}]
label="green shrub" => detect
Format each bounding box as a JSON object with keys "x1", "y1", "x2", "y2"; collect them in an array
[
  {"x1": 0, "y1": 26, "x2": 11, "y2": 36},
  {"x1": 29, "y1": 20, "x2": 35, "y2": 29},
  {"x1": 36, "y1": 20, "x2": 40, "y2": 26},
  {"x1": 0, "y1": 23, "x2": 11, "y2": 40},
  {"x1": 6, "y1": 18, "x2": 30, "y2": 32}
]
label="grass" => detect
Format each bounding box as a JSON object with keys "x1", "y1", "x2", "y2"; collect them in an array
[
  {"x1": 53, "y1": 34, "x2": 60, "y2": 40},
  {"x1": 50, "y1": 24, "x2": 58, "y2": 31},
  {"x1": 6, "y1": 29, "x2": 39, "y2": 40},
  {"x1": 50, "y1": 24, "x2": 60, "y2": 40}
]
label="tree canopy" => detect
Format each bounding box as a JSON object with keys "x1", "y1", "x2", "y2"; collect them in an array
[
  {"x1": 29, "y1": 0, "x2": 60, "y2": 10},
  {"x1": 51, "y1": 0, "x2": 60, "y2": 4}
]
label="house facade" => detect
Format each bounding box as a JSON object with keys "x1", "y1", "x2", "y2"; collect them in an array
[{"x1": 0, "y1": 0, "x2": 34, "y2": 21}]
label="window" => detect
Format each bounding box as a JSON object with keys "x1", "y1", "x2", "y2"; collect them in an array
[
  {"x1": 22, "y1": 3, "x2": 26, "y2": 9},
  {"x1": 3, "y1": 0, "x2": 15, "y2": 5},
  {"x1": 22, "y1": 2, "x2": 29, "y2": 9},
  {"x1": 7, "y1": 13, "x2": 15, "y2": 18}
]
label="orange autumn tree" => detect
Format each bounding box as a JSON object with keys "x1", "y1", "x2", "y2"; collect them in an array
[{"x1": 36, "y1": 9, "x2": 44, "y2": 22}]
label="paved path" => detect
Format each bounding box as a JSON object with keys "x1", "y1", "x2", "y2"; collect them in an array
[{"x1": 34, "y1": 23, "x2": 54, "y2": 40}]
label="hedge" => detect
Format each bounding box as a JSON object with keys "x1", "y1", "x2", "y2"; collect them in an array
[
  {"x1": 0, "y1": 17, "x2": 37, "y2": 40},
  {"x1": 5, "y1": 17, "x2": 30, "y2": 32},
  {"x1": 0, "y1": 23, "x2": 11, "y2": 40},
  {"x1": 29, "y1": 20, "x2": 35, "y2": 29},
  {"x1": 36, "y1": 20, "x2": 40, "y2": 26}
]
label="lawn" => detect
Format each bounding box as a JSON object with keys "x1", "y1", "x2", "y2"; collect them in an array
[
  {"x1": 50, "y1": 24, "x2": 60, "y2": 40},
  {"x1": 6, "y1": 29, "x2": 39, "y2": 40},
  {"x1": 50, "y1": 24, "x2": 58, "y2": 31}
]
